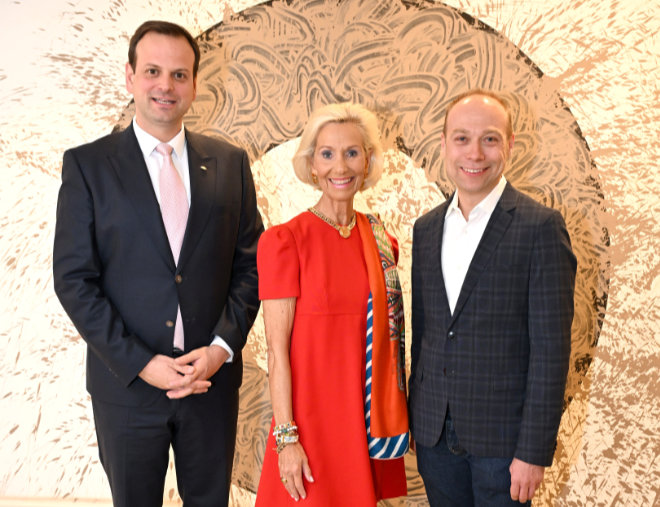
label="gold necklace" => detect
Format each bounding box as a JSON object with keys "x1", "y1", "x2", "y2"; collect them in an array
[{"x1": 308, "y1": 207, "x2": 356, "y2": 239}]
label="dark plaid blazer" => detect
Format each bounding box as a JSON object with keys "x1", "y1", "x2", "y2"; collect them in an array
[{"x1": 409, "y1": 183, "x2": 576, "y2": 466}]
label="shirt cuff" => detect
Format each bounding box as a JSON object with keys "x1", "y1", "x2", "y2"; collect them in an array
[{"x1": 210, "y1": 336, "x2": 234, "y2": 363}]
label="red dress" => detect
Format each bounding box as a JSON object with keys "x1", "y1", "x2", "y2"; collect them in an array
[{"x1": 255, "y1": 211, "x2": 406, "y2": 506}]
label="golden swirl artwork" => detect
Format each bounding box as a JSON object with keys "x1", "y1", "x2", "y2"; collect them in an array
[{"x1": 113, "y1": 0, "x2": 610, "y2": 503}]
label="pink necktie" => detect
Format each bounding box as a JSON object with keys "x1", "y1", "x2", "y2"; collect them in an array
[{"x1": 156, "y1": 143, "x2": 188, "y2": 350}]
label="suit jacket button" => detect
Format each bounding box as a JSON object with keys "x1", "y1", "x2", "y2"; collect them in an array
[
  {"x1": 448, "y1": 331, "x2": 455, "y2": 339},
  {"x1": 165, "y1": 320, "x2": 174, "y2": 328},
  {"x1": 175, "y1": 274, "x2": 183, "y2": 283}
]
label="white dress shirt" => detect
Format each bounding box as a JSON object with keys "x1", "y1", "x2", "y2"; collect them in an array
[
  {"x1": 133, "y1": 119, "x2": 191, "y2": 206},
  {"x1": 132, "y1": 119, "x2": 234, "y2": 361},
  {"x1": 441, "y1": 176, "x2": 507, "y2": 314}
]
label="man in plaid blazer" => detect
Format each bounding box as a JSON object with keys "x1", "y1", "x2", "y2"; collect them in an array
[{"x1": 409, "y1": 89, "x2": 577, "y2": 506}]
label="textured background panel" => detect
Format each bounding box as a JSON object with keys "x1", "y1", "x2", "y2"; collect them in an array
[
  {"x1": 0, "y1": 0, "x2": 657, "y2": 505},
  {"x1": 112, "y1": 2, "x2": 610, "y2": 502}
]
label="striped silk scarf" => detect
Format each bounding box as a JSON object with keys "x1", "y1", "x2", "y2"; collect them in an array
[{"x1": 358, "y1": 213, "x2": 409, "y2": 460}]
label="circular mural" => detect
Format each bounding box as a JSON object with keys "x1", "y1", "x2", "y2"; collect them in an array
[{"x1": 116, "y1": 0, "x2": 610, "y2": 503}]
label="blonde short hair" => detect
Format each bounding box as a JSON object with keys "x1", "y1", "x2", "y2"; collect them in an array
[{"x1": 292, "y1": 102, "x2": 384, "y2": 190}]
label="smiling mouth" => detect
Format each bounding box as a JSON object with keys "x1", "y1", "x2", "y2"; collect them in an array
[
  {"x1": 461, "y1": 166, "x2": 487, "y2": 174},
  {"x1": 329, "y1": 177, "x2": 355, "y2": 185},
  {"x1": 153, "y1": 98, "x2": 176, "y2": 105}
]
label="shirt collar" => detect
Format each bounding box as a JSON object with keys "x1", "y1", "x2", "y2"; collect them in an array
[
  {"x1": 446, "y1": 176, "x2": 508, "y2": 219},
  {"x1": 132, "y1": 118, "x2": 186, "y2": 159}
]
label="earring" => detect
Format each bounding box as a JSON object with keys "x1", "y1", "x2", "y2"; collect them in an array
[
  {"x1": 311, "y1": 173, "x2": 318, "y2": 185},
  {"x1": 361, "y1": 166, "x2": 369, "y2": 190}
]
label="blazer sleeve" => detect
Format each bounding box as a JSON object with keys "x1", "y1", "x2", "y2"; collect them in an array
[
  {"x1": 515, "y1": 209, "x2": 577, "y2": 466},
  {"x1": 410, "y1": 220, "x2": 424, "y2": 384},
  {"x1": 211, "y1": 150, "x2": 264, "y2": 352},
  {"x1": 53, "y1": 148, "x2": 154, "y2": 386}
]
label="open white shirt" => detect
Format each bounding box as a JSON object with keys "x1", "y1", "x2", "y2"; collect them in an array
[
  {"x1": 133, "y1": 119, "x2": 234, "y2": 361},
  {"x1": 441, "y1": 176, "x2": 507, "y2": 314}
]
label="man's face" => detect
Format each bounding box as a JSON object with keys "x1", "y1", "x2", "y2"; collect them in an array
[
  {"x1": 441, "y1": 95, "x2": 514, "y2": 208},
  {"x1": 125, "y1": 32, "x2": 196, "y2": 141}
]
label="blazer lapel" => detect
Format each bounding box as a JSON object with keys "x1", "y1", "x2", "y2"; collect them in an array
[
  {"x1": 430, "y1": 199, "x2": 453, "y2": 320},
  {"x1": 108, "y1": 125, "x2": 174, "y2": 269},
  {"x1": 177, "y1": 132, "x2": 216, "y2": 269},
  {"x1": 450, "y1": 184, "x2": 517, "y2": 325}
]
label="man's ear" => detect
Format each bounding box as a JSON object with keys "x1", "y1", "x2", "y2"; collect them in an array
[{"x1": 125, "y1": 62, "x2": 135, "y2": 94}]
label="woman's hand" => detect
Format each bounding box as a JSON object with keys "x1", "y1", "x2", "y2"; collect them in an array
[{"x1": 278, "y1": 441, "x2": 314, "y2": 501}]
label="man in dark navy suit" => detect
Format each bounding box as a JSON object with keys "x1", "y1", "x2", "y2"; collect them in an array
[
  {"x1": 53, "y1": 20, "x2": 263, "y2": 506},
  {"x1": 409, "y1": 89, "x2": 576, "y2": 505}
]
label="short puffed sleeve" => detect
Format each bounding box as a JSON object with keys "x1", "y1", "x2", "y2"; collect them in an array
[{"x1": 257, "y1": 224, "x2": 300, "y2": 300}]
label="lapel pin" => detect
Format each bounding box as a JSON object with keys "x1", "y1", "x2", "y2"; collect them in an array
[{"x1": 200, "y1": 165, "x2": 208, "y2": 171}]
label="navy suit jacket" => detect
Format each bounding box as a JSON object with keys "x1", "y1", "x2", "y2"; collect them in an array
[
  {"x1": 409, "y1": 183, "x2": 576, "y2": 466},
  {"x1": 53, "y1": 124, "x2": 263, "y2": 407}
]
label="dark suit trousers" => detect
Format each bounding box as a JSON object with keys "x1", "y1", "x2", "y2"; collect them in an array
[
  {"x1": 92, "y1": 387, "x2": 238, "y2": 507},
  {"x1": 416, "y1": 412, "x2": 531, "y2": 507}
]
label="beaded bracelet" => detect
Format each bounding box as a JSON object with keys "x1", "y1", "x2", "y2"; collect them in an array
[
  {"x1": 273, "y1": 421, "x2": 297, "y2": 436},
  {"x1": 273, "y1": 420, "x2": 299, "y2": 453}
]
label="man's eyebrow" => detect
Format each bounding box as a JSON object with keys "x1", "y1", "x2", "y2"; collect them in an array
[{"x1": 450, "y1": 128, "x2": 504, "y2": 135}]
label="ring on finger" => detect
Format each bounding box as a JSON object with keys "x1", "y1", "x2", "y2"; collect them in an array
[{"x1": 280, "y1": 476, "x2": 287, "y2": 484}]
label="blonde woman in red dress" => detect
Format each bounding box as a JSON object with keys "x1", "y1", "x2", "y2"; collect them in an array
[{"x1": 255, "y1": 103, "x2": 409, "y2": 506}]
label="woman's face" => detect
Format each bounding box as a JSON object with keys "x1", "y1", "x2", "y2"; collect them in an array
[{"x1": 311, "y1": 122, "x2": 369, "y2": 205}]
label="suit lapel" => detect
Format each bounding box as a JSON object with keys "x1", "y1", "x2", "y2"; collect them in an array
[
  {"x1": 431, "y1": 199, "x2": 453, "y2": 319},
  {"x1": 178, "y1": 132, "x2": 216, "y2": 269},
  {"x1": 108, "y1": 125, "x2": 174, "y2": 269},
  {"x1": 450, "y1": 184, "x2": 517, "y2": 325}
]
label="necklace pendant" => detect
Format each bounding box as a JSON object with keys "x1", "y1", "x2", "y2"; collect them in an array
[{"x1": 308, "y1": 207, "x2": 355, "y2": 239}]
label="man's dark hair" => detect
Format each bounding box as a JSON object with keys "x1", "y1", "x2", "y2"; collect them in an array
[{"x1": 128, "y1": 20, "x2": 201, "y2": 79}]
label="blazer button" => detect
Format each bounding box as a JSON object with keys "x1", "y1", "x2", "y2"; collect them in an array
[
  {"x1": 175, "y1": 274, "x2": 183, "y2": 283},
  {"x1": 165, "y1": 320, "x2": 174, "y2": 328},
  {"x1": 448, "y1": 331, "x2": 456, "y2": 340}
]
